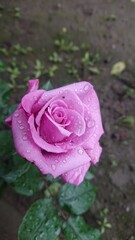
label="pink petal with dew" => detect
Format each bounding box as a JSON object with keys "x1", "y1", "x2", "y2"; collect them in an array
[
  {"x1": 21, "y1": 90, "x2": 44, "y2": 114},
  {"x1": 43, "y1": 147, "x2": 90, "y2": 178},
  {"x1": 62, "y1": 162, "x2": 90, "y2": 185},
  {"x1": 12, "y1": 109, "x2": 91, "y2": 180},
  {"x1": 86, "y1": 142, "x2": 102, "y2": 164},
  {"x1": 65, "y1": 109, "x2": 86, "y2": 136},
  {"x1": 11, "y1": 108, "x2": 55, "y2": 175},
  {"x1": 82, "y1": 86, "x2": 104, "y2": 149},
  {"x1": 34, "y1": 88, "x2": 85, "y2": 116},
  {"x1": 28, "y1": 114, "x2": 65, "y2": 153},
  {"x1": 28, "y1": 79, "x2": 39, "y2": 92},
  {"x1": 40, "y1": 113, "x2": 71, "y2": 143}
]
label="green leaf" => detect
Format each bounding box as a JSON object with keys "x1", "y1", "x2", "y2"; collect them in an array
[
  {"x1": 111, "y1": 61, "x2": 126, "y2": 76},
  {"x1": 42, "y1": 80, "x2": 53, "y2": 90},
  {"x1": 0, "y1": 130, "x2": 13, "y2": 160},
  {"x1": 64, "y1": 216, "x2": 101, "y2": 240},
  {"x1": 18, "y1": 198, "x2": 62, "y2": 240},
  {"x1": 4, "y1": 155, "x2": 44, "y2": 196},
  {"x1": 0, "y1": 60, "x2": 7, "y2": 72},
  {"x1": 0, "y1": 79, "x2": 12, "y2": 107},
  {"x1": 59, "y1": 180, "x2": 96, "y2": 215}
]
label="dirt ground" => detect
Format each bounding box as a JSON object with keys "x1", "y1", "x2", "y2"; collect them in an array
[{"x1": 0, "y1": 0, "x2": 135, "y2": 239}]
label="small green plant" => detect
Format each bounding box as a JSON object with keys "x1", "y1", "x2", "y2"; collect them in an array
[
  {"x1": 12, "y1": 44, "x2": 32, "y2": 55},
  {"x1": 49, "y1": 52, "x2": 62, "y2": 63},
  {"x1": 116, "y1": 116, "x2": 135, "y2": 129},
  {"x1": 66, "y1": 63, "x2": 78, "y2": 76},
  {"x1": 45, "y1": 65, "x2": 58, "y2": 78},
  {"x1": 98, "y1": 208, "x2": 112, "y2": 234},
  {"x1": 7, "y1": 58, "x2": 20, "y2": 86},
  {"x1": 34, "y1": 59, "x2": 44, "y2": 78},
  {"x1": 14, "y1": 7, "x2": 21, "y2": 18},
  {"x1": 54, "y1": 37, "x2": 79, "y2": 52}
]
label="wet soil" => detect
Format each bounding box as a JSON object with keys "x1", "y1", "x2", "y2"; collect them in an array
[{"x1": 0, "y1": 0, "x2": 135, "y2": 239}]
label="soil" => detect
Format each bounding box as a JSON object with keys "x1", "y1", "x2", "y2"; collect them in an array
[{"x1": 0, "y1": 0, "x2": 135, "y2": 240}]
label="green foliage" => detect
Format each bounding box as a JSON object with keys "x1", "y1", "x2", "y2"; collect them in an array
[
  {"x1": 64, "y1": 217, "x2": 101, "y2": 240},
  {"x1": 116, "y1": 116, "x2": 135, "y2": 128},
  {"x1": 3, "y1": 154, "x2": 44, "y2": 196},
  {"x1": 42, "y1": 80, "x2": 53, "y2": 90},
  {"x1": 49, "y1": 52, "x2": 62, "y2": 63},
  {"x1": 59, "y1": 180, "x2": 96, "y2": 215},
  {"x1": 18, "y1": 198, "x2": 62, "y2": 240},
  {"x1": 34, "y1": 59, "x2": 44, "y2": 78}
]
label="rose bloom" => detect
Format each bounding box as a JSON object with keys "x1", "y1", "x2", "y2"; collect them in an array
[{"x1": 5, "y1": 80, "x2": 104, "y2": 185}]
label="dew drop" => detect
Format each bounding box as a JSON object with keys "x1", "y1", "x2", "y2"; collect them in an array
[
  {"x1": 18, "y1": 120, "x2": 22, "y2": 123},
  {"x1": 26, "y1": 149, "x2": 30, "y2": 153},
  {"x1": 62, "y1": 159, "x2": 66, "y2": 163},
  {"x1": 22, "y1": 131, "x2": 27, "y2": 135},
  {"x1": 14, "y1": 112, "x2": 19, "y2": 117},
  {"x1": 75, "y1": 88, "x2": 78, "y2": 92},
  {"x1": 33, "y1": 96, "x2": 38, "y2": 100},
  {"x1": 87, "y1": 120, "x2": 94, "y2": 128},
  {"x1": 84, "y1": 84, "x2": 89, "y2": 91},
  {"x1": 78, "y1": 148, "x2": 84, "y2": 155},
  {"x1": 51, "y1": 164, "x2": 56, "y2": 171},
  {"x1": 23, "y1": 136, "x2": 27, "y2": 141},
  {"x1": 19, "y1": 125, "x2": 24, "y2": 130}
]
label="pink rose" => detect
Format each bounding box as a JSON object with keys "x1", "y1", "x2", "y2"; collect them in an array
[{"x1": 5, "y1": 80, "x2": 104, "y2": 185}]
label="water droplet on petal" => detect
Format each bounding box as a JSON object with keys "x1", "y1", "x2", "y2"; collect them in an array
[
  {"x1": 87, "y1": 120, "x2": 94, "y2": 128},
  {"x1": 18, "y1": 120, "x2": 22, "y2": 123},
  {"x1": 78, "y1": 148, "x2": 84, "y2": 155},
  {"x1": 14, "y1": 113, "x2": 19, "y2": 117},
  {"x1": 23, "y1": 136, "x2": 27, "y2": 141},
  {"x1": 51, "y1": 164, "x2": 56, "y2": 171},
  {"x1": 26, "y1": 149, "x2": 30, "y2": 153},
  {"x1": 19, "y1": 125, "x2": 24, "y2": 130},
  {"x1": 84, "y1": 84, "x2": 89, "y2": 91},
  {"x1": 33, "y1": 96, "x2": 38, "y2": 100},
  {"x1": 62, "y1": 159, "x2": 66, "y2": 163}
]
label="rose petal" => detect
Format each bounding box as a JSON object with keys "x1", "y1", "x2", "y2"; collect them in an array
[
  {"x1": 28, "y1": 79, "x2": 39, "y2": 92},
  {"x1": 82, "y1": 87, "x2": 104, "y2": 149},
  {"x1": 86, "y1": 142, "x2": 102, "y2": 164},
  {"x1": 42, "y1": 147, "x2": 90, "y2": 178},
  {"x1": 21, "y1": 90, "x2": 44, "y2": 114},
  {"x1": 62, "y1": 162, "x2": 90, "y2": 185},
  {"x1": 65, "y1": 109, "x2": 86, "y2": 136},
  {"x1": 5, "y1": 115, "x2": 12, "y2": 127},
  {"x1": 40, "y1": 113, "x2": 71, "y2": 143},
  {"x1": 28, "y1": 114, "x2": 66, "y2": 153}
]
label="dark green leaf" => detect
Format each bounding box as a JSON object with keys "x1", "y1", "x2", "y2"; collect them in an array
[
  {"x1": 18, "y1": 198, "x2": 62, "y2": 240},
  {"x1": 4, "y1": 155, "x2": 44, "y2": 196},
  {"x1": 42, "y1": 80, "x2": 53, "y2": 90},
  {"x1": 64, "y1": 216, "x2": 101, "y2": 240},
  {"x1": 59, "y1": 180, "x2": 96, "y2": 215},
  {"x1": 0, "y1": 130, "x2": 13, "y2": 160}
]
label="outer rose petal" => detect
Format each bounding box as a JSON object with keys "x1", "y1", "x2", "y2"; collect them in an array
[
  {"x1": 62, "y1": 162, "x2": 90, "y2": 185},
  {"x1": 21, "y1": 90, "x2": 44, "y2": 114},
  {"x1": 5, "y1": 115, "x2": 12, "y2": 127},
  {"x1": 11, "y1": 108, "x2": 91, "y2": 178},
  {"x1": 86, "y1": 142, "x2": 102, "y2": 164},
  {"x1": 28, "y1": 79, "x2": 39, "y2": 92},
  {"x1": 11, "y1": 108, "x2": 55, "y2": 175},
  {"x1": 42, "y1": 147, "x2": 90, "y2": 178},
  {"x1": 28, "y1": 114, "x2": 65, "y2": 153}
]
